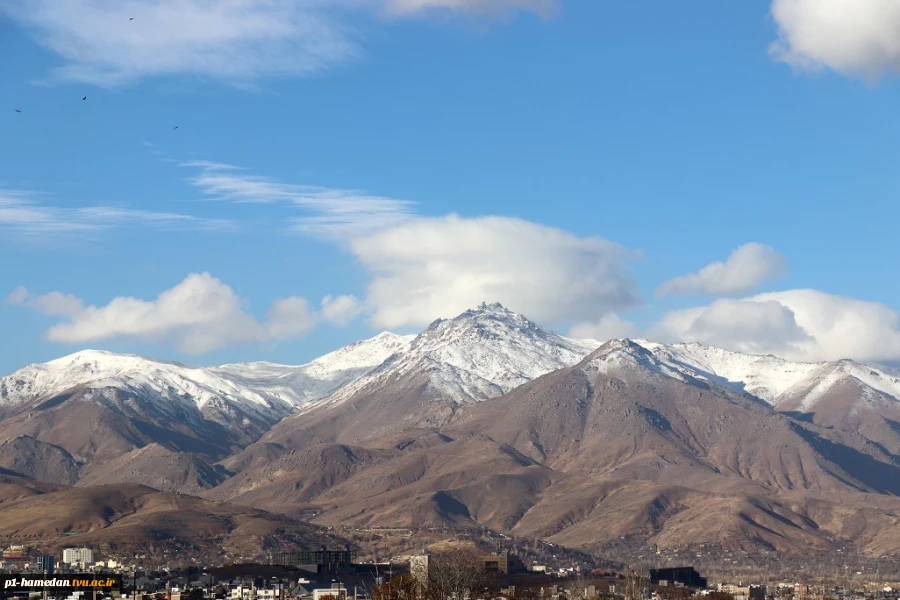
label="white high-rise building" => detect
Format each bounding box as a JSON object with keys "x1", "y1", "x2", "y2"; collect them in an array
[{"x1": 62, "y1": 548, "x2": 94, "y2": 565}]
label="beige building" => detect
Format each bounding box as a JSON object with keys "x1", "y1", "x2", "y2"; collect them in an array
[
  {"x1": 481, "y1": 552, "x2": 509, "y2": 575},
  {"x1": 62, "y1": 548, "x2": 94, "y2": 565}
]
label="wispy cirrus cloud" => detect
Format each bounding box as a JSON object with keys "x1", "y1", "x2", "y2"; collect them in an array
[
  {"x1": 1, "y1": 0, "x2": 554, "y2": 88},
  {"x1": 383, "y1": 0, "x2": 555, "y2": 18},
  {"x1": 1, "y1": 0, "x2": 359, "y2": 88},
  {"x1": 0, "y1": 189, "x2": 232, "y2": 238},
  {"x1": 181, "y1": 161, "x2": 416, "y2": 238}
]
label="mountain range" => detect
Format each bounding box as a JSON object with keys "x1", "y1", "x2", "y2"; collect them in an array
[{"x1": 2, "y1": 302, "x2": 900, "y2": 557}]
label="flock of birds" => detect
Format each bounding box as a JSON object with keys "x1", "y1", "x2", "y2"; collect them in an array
[{"x1": 13, "y1": 17, "x2": 179, "y2": 130}]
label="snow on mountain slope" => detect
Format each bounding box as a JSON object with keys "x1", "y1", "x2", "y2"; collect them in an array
[
  {"x1": 777, "y1": 360, "x2": 900, "y2": 412},
  {"x1": 595, "y1": 340, "x2": 900, "y2": 413},
  {"x1": 581, "y1": 339, "x2": 695, "y2": 383},
  {"x1": 0, "y1": 350, "x2": 295, "y2": 421},
  {"x1": 305, "y1": 302, "x2": 601, "y2": 408},
  {"x1": 210, "y1": 332, "x2": 415, "y2": 405},
  {"x1": 632, "y1": 341, "x2": 821, "y2": 403},
  {"x1": 0, "y1": 332, "x2": 415, "y2": 418}
]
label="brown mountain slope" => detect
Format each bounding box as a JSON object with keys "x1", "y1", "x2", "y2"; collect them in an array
[
  {"x1": 777, "y1": 373, "x2": 900, "y2": 457},
  {"x1": 0, "y1": 386, "x2": 244, "y2": 479},
  {"x1": 0, "y1": 472, "x2": 65, "y2": 502},
  {"x1": 502, "y1": 475, "x2": 900, "y2": 556},
  {"x1": 205, "y1": 434, "x2": 547, "y2": 525},
  {"x1": 0, "y1": 436, "x2": 83, "y2": 485},
  {"x1": 205, "y1": 442, "x2": 396, "y2": 515},
  {"x1": 75, "y1": 443, "x2": 229, "y2": 494},
  {"x1": 295, "y1": 434, "x2": 554, "y2": 529},
  {"x1": 250, "y1": 371, "x2": 463, "y2": 452},
  {"x1": 449, "y1": 341, "x2": 900, "y2": 497},
  {"x1": 0, "y1": 479, "x2": 341, "y2": 557}
]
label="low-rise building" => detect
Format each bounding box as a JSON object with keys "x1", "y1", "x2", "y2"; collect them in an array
[{"x1": 312, "y1": 584, "x2": 348, "y2": 600}]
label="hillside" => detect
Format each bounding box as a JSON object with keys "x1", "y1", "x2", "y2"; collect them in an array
[{"x1": 0, "y1": 478, "x2": 342, "y2": 559}]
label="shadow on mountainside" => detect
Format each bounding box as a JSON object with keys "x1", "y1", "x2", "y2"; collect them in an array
[
  {"x1": 781, "y1": 410, "x2": 818, "y2": 424},
  {"x1": 132, "y1": 420, "x2": 233, "y2": 457},
  {"x1": 792, "y1": 426, "x2": 900, "y2": 495}
]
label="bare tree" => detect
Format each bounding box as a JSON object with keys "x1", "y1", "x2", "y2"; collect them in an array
[
  {"x1": 426, "y1": 550, "x2": 488, "y2": 600},
  {"x1": 567, "y1": 571, "x2": 591, "y2": 600},
  {"x1": 513, "y1": 582, "x2": 544, "y2": 600},
  {"x1": 373, "y1": 576, "x2": 426, "y2": 600},
  {"x1": 657, "y1": 587, "x2": 692, "y2": 600}
]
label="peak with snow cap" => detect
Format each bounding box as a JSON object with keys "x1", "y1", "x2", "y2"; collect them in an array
[
  {"x1": 581, "y1": 338, "x2": 694, "y2": 383},
  {"x1": 305, "y1": 303, "x2": 601, "y2": 408}
]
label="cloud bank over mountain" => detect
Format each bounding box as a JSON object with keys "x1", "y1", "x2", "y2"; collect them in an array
[{"x1": 651, "y1": 289, "x2": 900, "y2": 363}]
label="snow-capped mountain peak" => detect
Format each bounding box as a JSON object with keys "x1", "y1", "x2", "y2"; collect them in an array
[
  {"x1": 307, "y1": 303, "x2": 602, "y2": 408},
  {"x1": 581, "y1": 338, "x2": 692, "y2": 383}
]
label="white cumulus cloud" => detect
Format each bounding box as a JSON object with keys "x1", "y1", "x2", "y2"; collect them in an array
[
  {"x1": 656, "y1": 243, "x2": 787, "y2": 297},
  {"x1": 9, "y1": 286, "x2": 101, "y2": 318},
  {"x1": 348, "y1": 214, "x2": 641, "y2": 329},
  {"x1": 769, "y1": 0, "x2": 900, "y2": 79},
  {"x1": 7, "y1": 273, "x2": 320, "y2": 354},
  {"x1": 5, "y1": 286, "x2": 29, "y2": 305},
  {"x1": 320, "y1": 294, "x2": 366, "y2": 326},
  {"x1": 649, "y1": 289, "x2": 900, "y2": 363}
]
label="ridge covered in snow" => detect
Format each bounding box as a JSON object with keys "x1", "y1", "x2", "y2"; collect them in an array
[
  {"x1": 0, "y1": 332, "x2": 414, "y2": 415},
  {"x1": 210, "y1": 331, "x2": 414, "y2": 405},
  {"x1": 588, "y1": 339, "x2": 900, "y2": 411}
]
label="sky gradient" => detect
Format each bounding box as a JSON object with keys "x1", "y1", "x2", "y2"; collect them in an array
[{"x1": 2, "y1": 0, "x2": 900, "y2": 374}]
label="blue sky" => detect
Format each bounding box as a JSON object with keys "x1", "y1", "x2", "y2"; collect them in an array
[{"x1": 2, "y1": 0, "x2": 900, "y2": 374}]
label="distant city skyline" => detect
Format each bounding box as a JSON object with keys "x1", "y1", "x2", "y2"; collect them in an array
[{"x1": 2, "y1": 0, "x2": 900, "y2": 374}]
